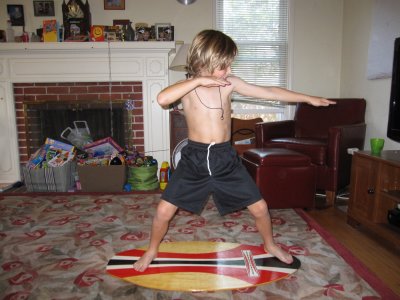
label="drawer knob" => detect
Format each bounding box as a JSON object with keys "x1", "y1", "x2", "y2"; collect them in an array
[{"x1": 367, "y1": 188, "x2": 375, "y2": 194}]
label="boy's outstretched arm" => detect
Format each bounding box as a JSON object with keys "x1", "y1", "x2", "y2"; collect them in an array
[
  {"x1": 157, "y1": 76, "x2": 231, "y2": 107},
  {"x1": 229, "y1": 76, "x2": 335, "y2": 107}
]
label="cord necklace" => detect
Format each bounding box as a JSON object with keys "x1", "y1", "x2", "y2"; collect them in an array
[{"x1": 194, "y1": 86, "x2": 224, "y2": 120}]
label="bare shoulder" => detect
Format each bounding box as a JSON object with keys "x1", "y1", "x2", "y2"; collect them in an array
[
  {"x1": 227, "y1": 75, "x2": 252, "y2": 87},
  {"x1": 226, "y1": 75, "x2": 255, "y2": 94},
  {"x1": 226, "y1": 75, "x2": 243, "y2": 85}
]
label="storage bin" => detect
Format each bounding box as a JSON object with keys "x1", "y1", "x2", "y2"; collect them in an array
[
  {"x1": 23, "y1": 161, "x2": 76, "y2": 192},
  {"x1": 127, "y1": 165, "x2": 158, "y2": 191},
  {"x1": 77, "y1": 165, "x2": 126, "y2": 192}
]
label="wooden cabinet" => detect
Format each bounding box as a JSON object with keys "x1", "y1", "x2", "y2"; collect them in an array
[{"x1": 348, "y1": 150, "x2": 400, "y2": 249}]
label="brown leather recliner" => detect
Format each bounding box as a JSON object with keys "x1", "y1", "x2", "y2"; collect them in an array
[{"x1": 254, "y1": 98, "x2": 366, "y2": 206}]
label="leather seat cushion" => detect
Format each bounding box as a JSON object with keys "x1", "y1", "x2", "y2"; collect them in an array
[
  {"x1": 264, "y1": 138, "x2": 327, "y2": 166},
  {"x1": 243, "y1": 148, "x2": 311, "y2": 167}
]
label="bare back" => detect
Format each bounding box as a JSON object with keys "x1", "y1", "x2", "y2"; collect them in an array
[{"x1": 181, "y1": 83, "x2": 234, "y2": 144}]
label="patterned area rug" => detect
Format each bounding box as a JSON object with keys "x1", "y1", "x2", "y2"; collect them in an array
[{"x1": 0, "y1": 194, "x2": 394, "y2": 299}]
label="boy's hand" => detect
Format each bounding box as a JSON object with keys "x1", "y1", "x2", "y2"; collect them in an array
[{"x1": 307, "y1": 96, "x2": 336, "y2": 107}]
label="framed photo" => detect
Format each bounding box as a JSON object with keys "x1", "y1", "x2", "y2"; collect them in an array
[
  {"x1": 104, "y1": 26, "x2": 120, "y2": 42},
  {"x1": 113, "y1": 19, "x2": 130, "y2": 26},
  {"x1": 7, "y1": 5, "x2": 25, "y2": 26},
  {"x1": 33, "y1": 1, "x2": 55, "y2": 17},
  {"x1": 104, "y1": 0, "x2": 125, "y2": 10},
  {"x1": 105, "y1": 32, "x2": 118, "y2": 42},
  {"x1": 155, "y1": 23, "x2": 174, "y2": 41},
  {"x1": 136, "y1": 26, "x2": 152, "y2": 41}
]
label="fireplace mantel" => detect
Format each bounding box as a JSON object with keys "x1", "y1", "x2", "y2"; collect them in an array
[{"x1": 0, "y1": 42, "x2": 176, "y2": 183}]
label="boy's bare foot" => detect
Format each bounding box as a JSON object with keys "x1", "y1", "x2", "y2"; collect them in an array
[
  {"x1": 265, "y1": 244, "x2": 293, "y2": 264},
  {"x1": 133, "y1": 250, "x2": 157, "y2": 272}
]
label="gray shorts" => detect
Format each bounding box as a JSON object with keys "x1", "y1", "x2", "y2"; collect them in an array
[{"x1": 161, "y1": 140, "x2": 262, "y2": 215}]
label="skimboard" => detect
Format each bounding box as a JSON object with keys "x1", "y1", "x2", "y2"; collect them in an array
[{"x1": 106, "y1": 241, "x2": 300, "y2": 291}]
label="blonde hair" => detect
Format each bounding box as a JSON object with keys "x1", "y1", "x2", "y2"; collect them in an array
[{"x1": 186, "y1": 30, "x2": 238, "y2": 77}]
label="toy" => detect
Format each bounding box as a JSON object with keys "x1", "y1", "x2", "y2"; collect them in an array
[
  {"x1": 83, "y1": 137, "x2": 123, "y2": 157},
  {"x1": 159, "y1": 161, "x2": 170, "y2": 190},
  {"x1": 107, "y1": 241, "x2": 301, "y2": 291}
]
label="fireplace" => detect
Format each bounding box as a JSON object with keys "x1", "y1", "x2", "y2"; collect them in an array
[
  {"x1": 14, "y1": 81, "x2": 143, "y2": 163},
  {"x1": 0, "y1": 42, "x2": 176, "y2": 183}
]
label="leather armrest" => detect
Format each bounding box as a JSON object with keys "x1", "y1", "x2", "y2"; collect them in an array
[
  {"x1": 327, "y1": 123, "x2": 367, "y2": 168},
  {"x1": 255, "y1": 120, "x2": 295, "y2": 147}
]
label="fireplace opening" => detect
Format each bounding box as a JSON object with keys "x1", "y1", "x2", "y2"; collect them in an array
[
  {"x1": 14, "y1": 81, "x2": 144, "y2": 164},
  {"x1": 24, "y1": 101, "x2": 129, "y2": 156}
]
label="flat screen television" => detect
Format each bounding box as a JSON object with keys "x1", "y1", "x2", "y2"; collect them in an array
[{"x1": 387, "y1": 37, "x2": 400, "y2": 142}]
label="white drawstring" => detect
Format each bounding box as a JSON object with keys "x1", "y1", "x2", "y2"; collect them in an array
[{"x1": 207, "y1": 142, "x2": 215, "y2": 175}]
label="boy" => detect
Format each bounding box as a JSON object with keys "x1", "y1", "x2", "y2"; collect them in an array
[{"x1": 134, "y1": 29, "x2": 335, "y2": 272}]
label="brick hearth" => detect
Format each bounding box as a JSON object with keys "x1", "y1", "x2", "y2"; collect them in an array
[{"x1": 14, "y1": 81, "x2": 144, "y2": 164}]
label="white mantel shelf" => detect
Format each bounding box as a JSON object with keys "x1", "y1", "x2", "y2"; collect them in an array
[
  {"x1": 0, "y1": 41, "x2": 176, "y2": 52},
  {"x1": 0, "y1": 41, "x2": 176, "y2": 83},
  {"x1": 0, "y1": 41, "x2": 176, "y2": 183}
]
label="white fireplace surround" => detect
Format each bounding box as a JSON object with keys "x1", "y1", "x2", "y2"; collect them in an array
[{"x1": 0, "y1": 42, "x2": 176, "y2": 183}]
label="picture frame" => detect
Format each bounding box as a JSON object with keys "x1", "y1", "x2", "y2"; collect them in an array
[
  {"x1": 33, "y1": 0, "x2": 55, "y2": 17},
  {"x1": 155, "y1": 23, "x2": 174, "y2": 41},
  {"x1": 7, "y1": 5, "x2": 25, "y2": 26},
  {"x1": 90, "y1": 25, "x2": 105, "y2": 42},
  {"x1": 104, "y1": 0, "x2": 125, "y2": 10},
  {"x1": 113, "y1": 19, "x2": 130, "y2": 27},
  {"x1": 136, "y1": 27, "x2": 152, "y2": 41},
  {"x1": 105, "y1": 32, "x2": 118, "y2": 42},
  {"x1": 104, "y1": 26, "x2": 120, "y2": 42},
  {"x1": 61, "y1": 0, "x2": 91, "y2": 41}
]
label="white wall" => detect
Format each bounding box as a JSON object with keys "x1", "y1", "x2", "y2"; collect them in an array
[
  {"x1": 341, "y1": 0, "x2": 398, "y2": 150},
  {"x1": 290, "y1": 0, "x2": 343, "y2": 98}
]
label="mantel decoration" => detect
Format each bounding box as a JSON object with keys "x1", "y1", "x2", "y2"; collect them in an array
[
  {"x1": 87, "y1": 20, "x2": 172, "y2": 42},
  {"x1": 33, "y1": 0, "x2": 55, "y2": 17},
  {"x1": 62, "y1": 0, "x2": 91, "y2": 41},
  {"x1": 24, "y1": 0, "x2": 173, "y2": 43},
  {"x1": 7, "y1": 5, "x2": 25, "y2": 26},
  {"x1": 104, "y1": 0, "x2": 125, "y2": 10},
  {"x1": 155, "y1": 23, "x2": 174, "y2": 41}
]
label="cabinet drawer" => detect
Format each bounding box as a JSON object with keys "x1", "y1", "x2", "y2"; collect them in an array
[
  {"x1": 379, "y1": 163, "x2": 400, "y2": 192},
  {"x1": 376, "y1": 192, "x2": 399, "y2": 223},
  {"x1": 348, "y1": 155, "x2": 378, "y2": 220}
]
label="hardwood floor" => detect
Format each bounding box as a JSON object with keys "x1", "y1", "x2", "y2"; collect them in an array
[{"x1": 307, "y1": 202, "x2": 400, "y2": 297}]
